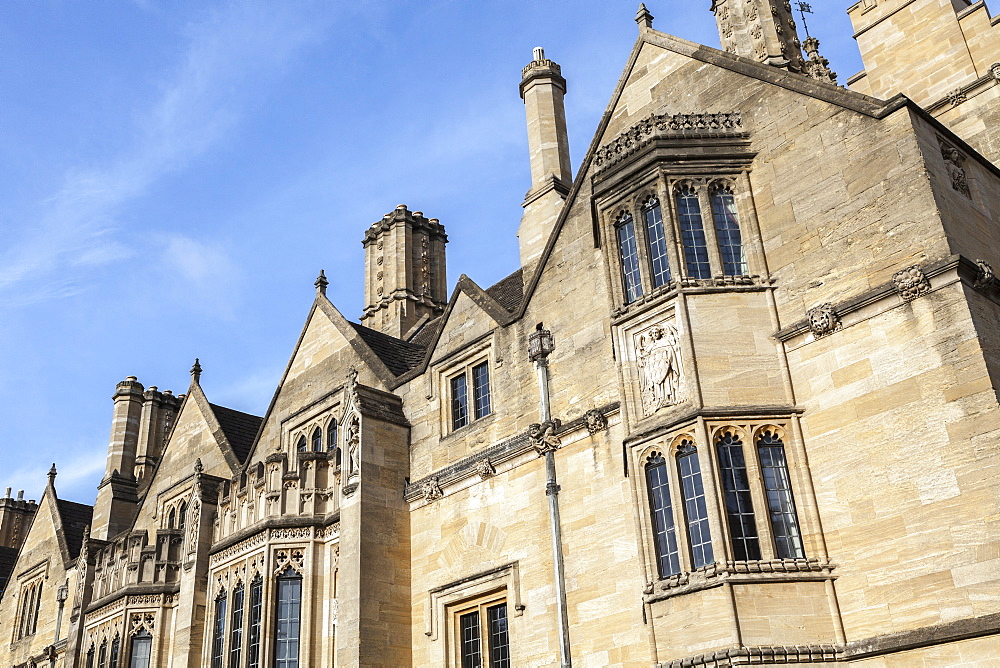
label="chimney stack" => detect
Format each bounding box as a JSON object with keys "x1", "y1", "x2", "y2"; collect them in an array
[
  {"x1": 519, "y1": 47, "x2": 572, "y2": 267},
  {"x1": 134, "y1": 386, "x2": 182, "y2": 491},
  {"x1": 361, "y1": 205, "x2": 448, "y2": 339},
  {"x1": 91, "y1": 376, "x2": 145, "y2": 540},
  {"x1": 711, "y1": 0, "x2": 806, "y2": 73}
]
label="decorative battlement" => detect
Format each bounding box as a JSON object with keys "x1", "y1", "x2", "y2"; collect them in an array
[{"x1": 593, "y1": 112, "x2": 745, "y2": 173}]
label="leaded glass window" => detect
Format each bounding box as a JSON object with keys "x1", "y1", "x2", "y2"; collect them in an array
[
  {"x1": 109, "y1": 636, "x2": 120, "y2": 668},
  {"x1": 296, "y1": 435, "x2": 307, "y2": 453},
  {"x1": 457, "y1": 600, "x2": 510, "y2": 668},
  {"x1": 645, "y1": 452, "x2": 680, "y2": 577},
  {"x1": 311, "y1": 427, "x2": 323, "y2": 452},
  {"x1": 98, "y1": 640, "x2": 107, "y2": 668},
  {"x1": 616, "y1": 213, "x2": 643, "y2": 303},
  {"x1": 757, "y1": 431, "x2": 805, "y2": 559},
  {"x1": 229, "y1": 583, "x2": 244, "y2": 668},
  {"x1": 716, "y1": 431, "x2": 761, "y2": 561},
  {"x1": 677, "y1": 441, "x2": 714, "y2": 568},
  {"x1": 676, "y1": 188, "x2": 711, "y2": 279},
  {"x1": 211, "y1": 589, "x2": 227, "y2": 668},
  {"x1": 247, "y1": 576, "x2": 263, "y2": 668},
  {"x1": 274, "y1": 567, "x2": 301, "y2": 668},
  {"x1": 327, "y1": 419, "x2": 339, "y2": 465},
  {"x1": 711, "y1": 187, "x2": 747, "y2": 276},
  {"x1": 129, "y1": 631, "x2": 152, "y2": 668},
  {"x1": 643, "y1": 197, "x2": 671, "y2": 288},
  {"x1": 472, "y1": 362, "x2": 491, "y2": 420},
  {"x1": 87, "y1": 645, "x2": 95, "y2": 668},
  {"x1": 451, "y1": 373, "x2": 469, "y2": 430}
]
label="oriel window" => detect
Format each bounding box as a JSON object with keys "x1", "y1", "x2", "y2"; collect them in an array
[
  {"x1": 274, "y1": 567, "x2": 302, "y2": 668},
  {"x1": 711, "y1": 186, "x2": 747, "y2": 276},
  {"x1": 676, "y1": 187, "x2": 712, "y2": 279},
  {"x1": 645, "y1": 452, "x2": 680, "y2": 577},
  {"x1": 643, "y1": 197, "x2": 671, "y2": 288},
  {"x1": 757, "y1": 431, "x2": 804, "y2": 559},
  {"x1": 616, "y1": 212, "x2": 643, "y2": 303},
  {"x1": 716, "y1": 431, "x2": 761, "y2": 561},
  {"x1": 677, "y1": 441, "x2": 714, "y2": 568}
]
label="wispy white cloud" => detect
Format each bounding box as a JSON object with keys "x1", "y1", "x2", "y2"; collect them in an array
[
  {"x1": 158, "y1": 234, "x2": 242, "y2": 318},
  {"x1": 0, "y1": 2, "x2": 334, "y2": 307},
  {"x1": 4, "y1": 447, "x2": 107, "y2": 504}
]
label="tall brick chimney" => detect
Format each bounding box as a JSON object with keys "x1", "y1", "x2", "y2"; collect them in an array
[
  {"x1": 361, "y1": 205, "x2": 448, "y2": 339},
  {"x1": 519, "y1": 47, "x2": 572, "y2": 268}
]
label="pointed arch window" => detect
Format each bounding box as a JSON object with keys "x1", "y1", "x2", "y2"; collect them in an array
[
  {"x1": 711, "y1": 185, "x2": 747, "y2": 276},
  {"x1": 643, "y1": 196, "x2": 672, "y2": 288},
  {"x1": 274, "y1": 567, "x2": 302, "y2": 668},
  {"x1": 716, "y1": 431, "x2": 761, "y2": 561},
  {"x1": 645, "y1": 452, "x2": 680, "y2": 577},
  {"x1": 167, "y1": 508, "x2": 176, "y2": 529},
  {"x1": 178, "y1": 501, "x2": 187, "y2": 532},
  {"x1": 676, "y1": 187, "x2": 712, "y2": 279},
  {"x1": 247, "y1": 575, "x2": 263, "y2": 668},
  {"x1": 677, "y1": 441, "x2": 714, "y2": 568},
  {"x1": 98, "y1": 639, "x2": 108, "y2": 668},
  {"x1": 327, "y1": 419, "x2": 339, "y2": 464},
  {"x1": 229, "y1": 582, "x2": 245, "y2": 668},
  {"x1": 211, "y1": 588, "x2": 227, "y2": 668},
  {"x1": 128, "y1": 630, "x2": 152, "y2": 668},
  {"x1": 757, "y1": 431, "x2": 804, "y2": 559},
  {"x1": 616, "y1": 212, "x2": 643, "y2": 303},
  {"x1": 311, "y1": 427, "x2": 323, "y2": 452},
  {"x1": 110, "y1": 635, "x2": 121, "y2": 668},
  {"x1": 295, "y1": 435, "x2": 307, "y2": 453},
  {"x1": 87, "y1": 645, "x2": 96, "y2": 668}
]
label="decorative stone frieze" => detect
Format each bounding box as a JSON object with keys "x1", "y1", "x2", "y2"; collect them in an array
[
  {"x1": 893, "y1": 265, "x2": 932, "y2": 302},
  {"x1": 939, "y1": 138, "x2": 971, "y2": 197},
  {"x1": 947, "y1": 88, "x2": 968, "y2": 106},
  {"x1": 636, "y1": 322, "x2": 683, "y2": 416},
  {"x1": 806, "y1": 303, "x2": 840, "y2": 337},
  {"x1": 593, "y1": 112, "x2": 744, "y2": 173},
  {"x1": 528, "y1": 421, "x2": 562, "y2": 455},
  {"x1": 974, "y1": 259, "x2": 995, "y2": 290},
  {"x1": 584, "y1": 409, "x2": 607, "y2": 434}
]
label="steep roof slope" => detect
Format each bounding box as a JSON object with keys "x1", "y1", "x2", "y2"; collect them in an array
[
  {"x1": 349, "y1": 322, "x2": 427, "y2": 376},
  {"x1": 55, "y1": 498, "x2": 93, "y2": 560},
  {"x1": 485, "y1": 268, "x2": 525, "y2": 313},
  {"x1": 209, "y1": 404, "x2": 263, "y2": 464}
]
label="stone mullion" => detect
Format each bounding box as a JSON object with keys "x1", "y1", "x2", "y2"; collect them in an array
[
  {"x1": 695, "y1": 417, "x2": 728, "y2": 568},
  {"x1": 631, "y1": 193, "x2": 654, "y2": 297},
  {"x1": 745, "y1": 426, "x2": 777, "y2": 561},
  {"x1": 656, "y1": 174, "x2": 683, "y2": 287},
  {"x1": 668, "y1": 439, "x2": 694, "y2": 574},
  {"x1": 697, "y1": 185, "x2": 725, "y2": 279}
]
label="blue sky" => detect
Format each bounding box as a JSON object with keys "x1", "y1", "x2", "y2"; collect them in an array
[{"x1": 0, "y1": 1, "x2": 865, "y2": 504}]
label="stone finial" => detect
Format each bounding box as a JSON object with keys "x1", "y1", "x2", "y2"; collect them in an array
[
  {"x1": 191, "y1": 358, "x2": 202, "y2": 384},
  {"x1": 315, "y1": 270, "x2": 329, "y2": 297},
  {"x1": 802, "y1": 37, "x2": 837, "y2": 84},
  {"x1": 47, "y1": 463, "x2": 57, "y2": 487},
  {"x1": 636, "y1": 3, "x2": 654, "y2": 29}
]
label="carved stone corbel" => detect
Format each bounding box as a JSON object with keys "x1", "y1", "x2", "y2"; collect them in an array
[{"x1": 893, "y1": 265, "x2": 932, "y2": 302}]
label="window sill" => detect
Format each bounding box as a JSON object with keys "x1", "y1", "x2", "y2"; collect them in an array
[
  {"x1": 440, "y1": 412, "x2": 496, "y2": 442},
  {"x1": 642, "y1": 558, "x2": 835, "y2": 603},
  {"x1": 612, "y1": 276, "x2": 771, "y2": 324}
]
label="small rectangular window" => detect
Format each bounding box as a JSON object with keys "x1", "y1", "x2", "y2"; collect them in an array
[
  {"x1": 472, "y1": 362, "x2": 491, "y2": 420},
  {"x1": 645, "y1": 454, "x2": 681, "y2": 577},
  {"x1": 455, "y1": 598, "x2": 510, "y2": 668},
  {"x1": 451, "y1": 373, "x2": 469, "y2": 430}
]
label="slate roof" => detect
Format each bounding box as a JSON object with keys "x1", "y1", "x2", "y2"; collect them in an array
[
  {"x1": 350, "y1": 322, "x2": 427, "y2": 376},
  {"x1": 210, "y1": 404, "x2": 264, "y2": 464},
  {"x1": 55, "y1": 498, "x2": 93, "y2": 560},
  {"x1": 0, "y1": 546, "x2": 17, "y2": 596},
  {"x1": 485, "y1": 268, "x2": 524, "y2": 312}
]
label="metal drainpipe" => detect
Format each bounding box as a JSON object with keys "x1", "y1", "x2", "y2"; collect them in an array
[{"x1": 528, "y1": 324, "x2": 572, "y2": 667}]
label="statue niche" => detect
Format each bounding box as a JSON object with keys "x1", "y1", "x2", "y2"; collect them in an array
[{"x1": 636, "y1": 323, "x2": 683, "y2": 416}]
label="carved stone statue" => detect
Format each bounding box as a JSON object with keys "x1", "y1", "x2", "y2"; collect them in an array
[
  {"x1": 346, "y1": 415, "x2": 360, "y2": 479},
  {"x1": 528, "y1": 421, "x2": 561, "y2": 455},
  {"x1": 637, "y1": 323, "x2": 683, "y2": 416},
  {"x1": 940, "y1": 144, "x2": 970, "y2": 197}
]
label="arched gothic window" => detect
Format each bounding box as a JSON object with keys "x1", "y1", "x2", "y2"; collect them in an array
[
  {"x1": 616, "y1": 212, "x2": 643, "y2": 303},
  {"x1": 676, "y1": 440, "x2": 713, "y2": 568},
  {"x1": 716, "y1": 431, "x2": 761, "y2": 561},
  {"x1": 645, "y1": 452, "x2": 680, "y2": 577},
  {"x1": 211, "y1": 588, "x2": 228, "y2": 668},
  {"x1": 328, "y1": 419, "x2": 340, "y2": 467},
  {"x1": 98, "y1": 639, "x2": 108, "y2": 668},
  {"x1": 710, "y1": 185, "x2": 747, "y2": 276},
  {"x1": 643, "y1": 196, "x2": 671, "y2": 288},
  {"x1": 178, "y1": 501, "x2": 187, "y2": 532},
  {"x1": 757, "y1": 430, "x2": 804, "y2": 559},
  {"x1": 110, "y1": 635, "x2": 121, "y2": 668},
  {"x1": 274, "y1": 567, "x2": 302, "y2": 668},
  {"x1": 129, "y1": 630, "x2": 152, "y2": 668},
  {"x1": 167, "y1": 508, "x2": 176, "y2": 530},
  {"x1": 675, "y1": 186, "x2": 711, "y2": 279},
  {"x1": 87, "y1": 644, "x2": 96, "y2": 668},
  {"x1": 296, "y1": 435, "x2": 307, "y2": 453}
]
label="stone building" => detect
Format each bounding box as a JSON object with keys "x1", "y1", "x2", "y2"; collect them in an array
[{"x1": 2, "y1": 1, "x2": 1000, "y2": 666}]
